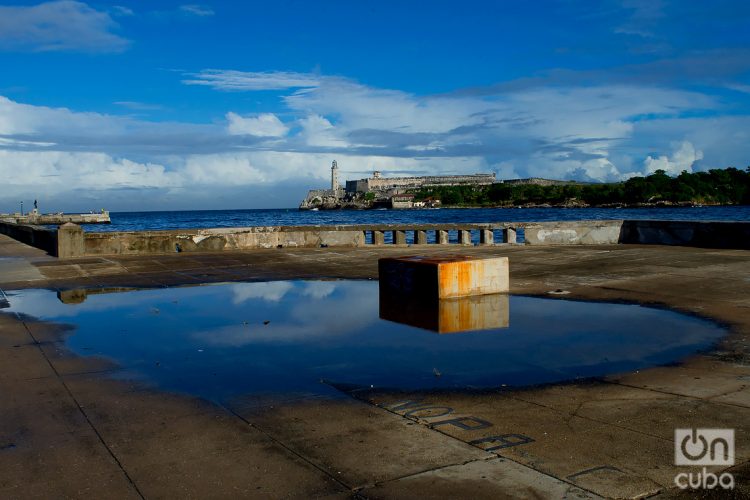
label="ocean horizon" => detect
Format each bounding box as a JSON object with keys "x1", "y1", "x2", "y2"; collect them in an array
[{"x1": 85, "y1": 205, "x2": 750, "y2": 233}]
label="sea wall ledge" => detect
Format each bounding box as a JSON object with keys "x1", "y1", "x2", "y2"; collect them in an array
[
  {"x1": 0, "y1": 221, "x2": 57, "y2": 255},
  {"x1": 1, "y1": 219, "x2": 748, "y2": 257}
]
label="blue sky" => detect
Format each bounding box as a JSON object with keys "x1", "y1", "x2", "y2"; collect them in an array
[{"x1": 1, "y1": 0, "x2": 749, "y2": 211}]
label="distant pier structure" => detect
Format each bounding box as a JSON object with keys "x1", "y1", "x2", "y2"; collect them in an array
[{"x1": 0, "y1": 203, "x2": 111, "y2": 225}]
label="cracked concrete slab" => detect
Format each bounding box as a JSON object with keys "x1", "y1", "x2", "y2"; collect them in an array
[{"x1": 360, "y1": 457, "x2": 599, "y2": 499}]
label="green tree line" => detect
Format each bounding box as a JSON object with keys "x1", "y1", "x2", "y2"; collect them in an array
[{"x1": 410, "y1": 168, "x2": 750, "y2": 207}]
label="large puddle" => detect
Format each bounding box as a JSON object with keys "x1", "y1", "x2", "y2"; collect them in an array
[{"x1": 3, "y1": 281, "x2": 726, "y2": 402}]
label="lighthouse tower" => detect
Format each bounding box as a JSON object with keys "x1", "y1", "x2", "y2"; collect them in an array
[{"x1": 331, "y1": 160, "x2": 340, "y2": 194}]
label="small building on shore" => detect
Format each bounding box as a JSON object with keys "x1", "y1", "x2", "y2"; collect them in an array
[{"x1": 390, "y1": 194, "x2": 415, "y2": 209}]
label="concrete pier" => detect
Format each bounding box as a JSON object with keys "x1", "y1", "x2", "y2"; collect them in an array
[{"x1": 0, "y1": 210, "x2": 110, "y2": 225}]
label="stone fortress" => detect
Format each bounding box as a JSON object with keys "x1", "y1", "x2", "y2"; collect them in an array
[
  {"x1": 345, "y1": 170, "x2": 496, "y2": 194},
  {"x1": 299, "y1": 160, "x2": 497, "y2": 210}
]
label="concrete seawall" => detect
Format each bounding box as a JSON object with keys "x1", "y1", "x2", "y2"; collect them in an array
[
  {"x1": 619, "y1": 219, "x2": 750, "y2": 249},
  {"x1": 0, "y1": 221, "x2": 57, "y2": 255},
  {"x1": 2, "y1": 219, "x2": 749, "y2": 257}
]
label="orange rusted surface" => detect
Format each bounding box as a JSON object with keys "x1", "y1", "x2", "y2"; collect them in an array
[
  {"x1": 379, "y1": 255, "x2": 509, "y2": 299},
  {"x1": 438, "y1": 294, "x2": 510, "y2": 333},
  {"x1": 435, "y1": 257, "x2": 508, "y2": 298},
  {"x1": 380, "y1": 290, "x2": 510, "y2": 334}
]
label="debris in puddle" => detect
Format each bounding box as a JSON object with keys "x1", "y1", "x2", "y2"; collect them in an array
[
  {"x1": 433, "y1": 368, "x2": 441, "y2": 377},
  {"x1": 150, "y1": 307, "x2": 160, "y2": 314},
  {"x1": 263, "y1": 320, "x2": 270, "y2": 325}
]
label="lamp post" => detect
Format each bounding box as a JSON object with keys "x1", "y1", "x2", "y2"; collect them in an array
[{"x1": 20, "y1": 201, "x2": 23, "y2": 216}]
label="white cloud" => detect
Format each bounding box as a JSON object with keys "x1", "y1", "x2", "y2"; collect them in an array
[
  {"x1": 0, "y1": 150, "x2": 179, "y2": 193},
  {"x1": 179, "y1": 4, "x2": 215, "y2": 16},
  {"x1": 180, "y1": 153, "x2": 268, "y2": 184},
  {"x1": 111, "y1": 5, "x2": 133, "y2": 17},
  {"x1": 298, "y1": 114, "x2": 348, "y2": 147},
  {"x1": 0, "y1": 95, "x2": 128, "y2": 136},
  {"x1": 2, "y1": 66, "x2": 749, "y2": 211},
  {"x1": 226, "y1": 112, "x2": 288, "y2": 137},
  {"x1": 285, "y1": 78, "x2": 486, "y2": 135},
  {"x1": 0, "y1": 1, "x2": 130, "y2": 53},
  {"x1": 644, "y1": 141, "x2": 703, "y2": 175},
  {"x1": 183, "y1": 70, "x2": 321, "y2": 91}
]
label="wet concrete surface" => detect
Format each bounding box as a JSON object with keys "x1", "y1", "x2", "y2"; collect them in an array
[{"x1": 1, "y1": 233, "x2": 749, "y2": 498}]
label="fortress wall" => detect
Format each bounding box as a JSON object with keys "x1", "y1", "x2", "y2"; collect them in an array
[
  {"x1": 365, "y1": 174, "x2": 496, "y2": 191},
  {"x1": 502, "y1": 178, "x2": 573, "y2": 186},
  {"x1": 345, "y1": 180, "x2": 369, "y2": 193}
]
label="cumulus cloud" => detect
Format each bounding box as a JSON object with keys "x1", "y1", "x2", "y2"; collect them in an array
[
  {"x1": 0, "y1": 150, "x2": 179, "y2": 195},
  {"x1": 226, "y1": 112, "x2": 288, "y2": 137},
  {"x1": 0, "y1": 1, "x2": 130, "y2": 53},
  {"x1": 298, "y1": 114, "x2": 348, "y2": 148},
  {"x1": 644, "y1": 141, "x2": 703, "y2": 175},
  {"x1": 285, "y1": 78, "x2": 486, "y2": 135},
  {"x1": 1, "y1": 63, "x2": 749, "y2": 211}
]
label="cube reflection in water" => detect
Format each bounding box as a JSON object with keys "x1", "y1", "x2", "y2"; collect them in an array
[{"x1": 379, "y1": 290, "x2": 509, "y2": 334}]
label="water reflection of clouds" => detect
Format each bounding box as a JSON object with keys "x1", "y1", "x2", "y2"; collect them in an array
[
  {"x1": 3, "y1": 283, "x2": 726, "y2": 389},
  {"x1": 300, "y1": 281, "x2": 336, "y2": 299},
  {"x1": 194, "y1": 281, "x2": 379, "y2": 346},
  {"x1": 230, "y1": 281, "x2": 293, "y2": 303}
]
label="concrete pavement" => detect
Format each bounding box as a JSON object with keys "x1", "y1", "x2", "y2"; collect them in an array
[{"x1": 1, "y1": 233, "x2": 749, "y2": 498}]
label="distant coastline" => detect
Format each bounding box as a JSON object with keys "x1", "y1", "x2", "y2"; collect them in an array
[
  {"x1": 302, "y1": 199, "x2": 729, "y2": 211},
  {"x1": 301, "y1": 165, "x2": 749, "y2": 211}
]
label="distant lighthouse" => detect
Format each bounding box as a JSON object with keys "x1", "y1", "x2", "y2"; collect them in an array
[{"x1": 331, "y1": 160, "x2": 339, "y2": 193}]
